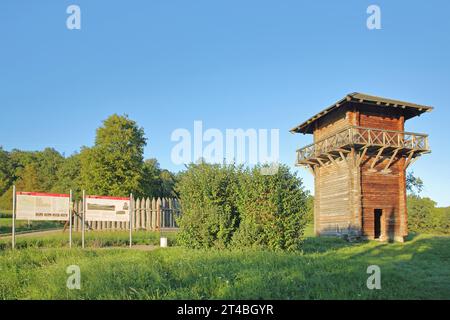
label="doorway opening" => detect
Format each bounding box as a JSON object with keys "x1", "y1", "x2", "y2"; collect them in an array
[{"x1": 374, "y1": 209, "x2": 382, "y2": 239}]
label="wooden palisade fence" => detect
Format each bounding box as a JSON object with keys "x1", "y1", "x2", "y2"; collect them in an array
[{"x1": 71, "y1": 197, "x2": 181, "y2": 232}]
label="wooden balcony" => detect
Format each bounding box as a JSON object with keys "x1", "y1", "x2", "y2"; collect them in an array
[{"x1": 296, "y1": 126, "x2": 430, "y2": 168}]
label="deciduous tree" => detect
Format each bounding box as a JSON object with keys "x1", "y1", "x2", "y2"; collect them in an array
[{"x1": 79, "y1": 114, "x2": 147, "y2": 197}]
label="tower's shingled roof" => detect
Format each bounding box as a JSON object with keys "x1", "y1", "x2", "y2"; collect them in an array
[{"x1": 290, "y1": 92, "x2": 433, "y2": 134}]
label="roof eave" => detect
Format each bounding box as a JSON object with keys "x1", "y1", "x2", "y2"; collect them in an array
[{"x1": 290, "y1": 93, "x2": 433, "y2": 134}]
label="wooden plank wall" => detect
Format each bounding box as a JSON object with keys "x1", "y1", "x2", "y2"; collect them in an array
[
  {"x1": 357, "y1": 104, "x2": 403, "y2": 131},
  {"x1": 71, "y1": 197, "x2": 180, "y2": 232},
  {"x1": 357, "y1": 105, "x2": 406, "y2": 241},
  {"x1": 315, "y1": 158, "x2": 354, "y2": 235},
  {"x1": 314, "y1": 107, "x2": 351, "y2": 142},
  {"x1": 314, "y1": 105, "x2": 361, "y2": 235},
  {"x1": 360, "y1": 156, "x2": 404, "y2": 241},
  {"x1": 349, "y1": 149, "x2": 363, "y2": 231}
]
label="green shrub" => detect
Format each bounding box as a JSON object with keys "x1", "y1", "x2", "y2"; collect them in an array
[
  {"x1": 408, "y1": 196, "x2": 435, "y2": 233},
  {"x1": 231, "y1": 165, "x2": 308, "y2": 251},
  {"x1": 176, "y1": 163, "x2": 309, "y2": 251},
  {"x1": 408, "y1": 195, "x2": 450, "y2": 235},
  {"x1": 175, "y1": 163, "x2": 240, "y2": 249},
  {"x1": 304, "y1": 195, "x2": 314, "y2": 225},
  {"x1": 0, "y1": 212, "x2": 12, "y2": 219}
]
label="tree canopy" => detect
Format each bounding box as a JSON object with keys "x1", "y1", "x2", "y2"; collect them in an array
[
  {"x1": 79, "y1": 114, "x2": 147, "y2": 197},
  {"x1": 408, "y1": 195, "x2": 450, "y2": 234},
  {"x1": 0, "y1": 114, "x2": 175, "y2": 211}
]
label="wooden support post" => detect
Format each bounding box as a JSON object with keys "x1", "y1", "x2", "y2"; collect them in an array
[
  {"x1": 338, "y1": 151, "x2": 347, "y2": 164},
  {"x1": 369, "y1": 147, "x2": 385, "y2": 171},
  {"x1": 327, "y1": 153, "x2": 338, "y2": 167},
  {"x1": 403, "y1": 150, "x2": 414, "y2": 170},
  {"x1": 405, "y1": 155, "x2": 420, "y2": 169},
  {"x1": 382, "y1": 148, "x2": 400, "y2": 173},
  {"x1": 313, "y1": 166, "x2": 320, "y2": 236},
  {"x1": 316, "y1": 158, "x2": 325, "y2": 167},
  {"x1": 357, "y1": 147, "x2": 368, "y2": 166}
]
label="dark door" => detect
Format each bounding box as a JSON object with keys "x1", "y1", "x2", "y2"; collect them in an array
[{"x1": 374, "y1": 209, "x2": 382, "y2": 239}]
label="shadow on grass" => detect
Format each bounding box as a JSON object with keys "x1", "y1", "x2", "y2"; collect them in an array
[
  {"x1": 138, "y1": 234, "x2": 450, "y2": 299},
  {"x1": 1, "y1": 232, "x2": 449, "y2": 299},
  {"x1": 404, "y1": 232, "x2": 420, "y2": 241},
  {"x1": 192, "y1": 235, "x2": 449, "y2": 299},
  {"x1": 302, "y1": 235, "x2": 368, "y2": 254}
]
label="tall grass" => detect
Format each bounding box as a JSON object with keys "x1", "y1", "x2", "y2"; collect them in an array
[
  {"x1": 0, "y1": 230, "x2": 177, "y2": 250},
  {"x1": 0, "y1": 218, "x2": 62, "y2": 235},
  {"x1": 0, "y1": 232, "x2": 449, "y2": 300}
]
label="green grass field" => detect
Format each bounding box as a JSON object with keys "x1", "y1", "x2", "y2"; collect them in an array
[
  {"x1": 0, "y1": 228, "x2": 449, "y2": 300},
  {"x1": 0, "y1": 230, "x2": 177, "y2": 250},
  {"x1": 0, "y1": 218, "x2": 63, "y2": 235}
]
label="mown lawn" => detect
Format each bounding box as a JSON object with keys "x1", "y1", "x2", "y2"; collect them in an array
[{"x1": 0, "y1": 230, "x2": 449, "y2": 300}]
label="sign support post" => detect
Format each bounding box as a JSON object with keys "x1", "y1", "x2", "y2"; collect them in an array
[
  {"x1": 82, "y1": 190, "x2": 85, "y2": 249},
  {"x1": 12, "y1": 185, "x2": 16, "y2": 250},
  {"x1": 129, "y1": 193, "x2": 133, "y2": 248},
  {"x1": 69, "y1": 190, "x2": 73, "y2": 248}
]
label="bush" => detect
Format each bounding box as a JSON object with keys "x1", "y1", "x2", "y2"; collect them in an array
[
  {"x1": 408, "y1": 195, "x2": 450, "y2": 235},
  {"x1": 175, "y1": 163, "x2": 240, "y2": 249},
  {"x1": 0, "y1": 212, "x2": 12, "y2": 219},
  {"x1": 176, "y1": 163, "x2": 309, "y2": 251},
  {"x1": 231, "y1": 166, "x2": 308, "y2": 251}
]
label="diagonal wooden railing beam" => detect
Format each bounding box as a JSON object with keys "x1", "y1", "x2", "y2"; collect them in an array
[{"x1": 296, "y1": 126, "x2": 429, "y2": 167}]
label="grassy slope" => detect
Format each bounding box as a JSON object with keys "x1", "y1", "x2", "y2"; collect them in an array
[{"x1": 0, "y1": 230, "x2": 449, "y2": 300}]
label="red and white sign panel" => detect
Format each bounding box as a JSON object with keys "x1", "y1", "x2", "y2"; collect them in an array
[
  {"x1": 16, "y1": 192, "x2": 70, "y2": 221},
  {"x1": 85, "y1": 195, "x2": 130, "y2": 222}
]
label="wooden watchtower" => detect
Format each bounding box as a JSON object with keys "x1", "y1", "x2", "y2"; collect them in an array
[{"x1": 291, "y1": 93, "x2": 432, "y2": 242}]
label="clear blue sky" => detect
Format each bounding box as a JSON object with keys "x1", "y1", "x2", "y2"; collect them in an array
[{"x1": 0, "y1": 1, "x2": 449, "y2": 206}]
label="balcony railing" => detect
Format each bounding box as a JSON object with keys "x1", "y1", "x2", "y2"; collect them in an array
[{"x1": 296, "y1": 126, "x2": 429, "y2": 164}]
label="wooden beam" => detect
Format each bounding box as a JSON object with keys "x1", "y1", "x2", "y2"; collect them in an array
[
  {"x1": 301, "y1": 160, "x2": 319, "y2": 166},
  {"x1": 370, "y1": 147, "x2": 385, "y2": 170},
  {"x1": 350, "y1": 147, "x2": 357, "y2": 167},
  {"x1": 383, "y1": 148, "x2": 400, "y2": 171},
  {"x1": 338, "y1": 148, "x2": 351, "y2": 153},
  {"x1": 403, "y1": 150, "x2": 414, "y2": 170},
  {"x1": 405, "y1": 155, "x2": 420, "y2": 169},
  {"x1": 316, "y1": 158, "x2": 325, "y2": 167},
  {"x1": 357, "y1": 147, "x2": 368, "y2": 166},
  {"x1": 326, "y1": 153, "x2": 338, "y2": 167}
]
